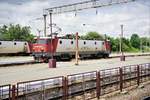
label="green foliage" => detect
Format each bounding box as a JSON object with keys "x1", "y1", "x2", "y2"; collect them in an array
[
  {"x1": 0, "y1": 24, "x2": 34, "y2": 42},
  {"x1": 108, "y1": 37, "x2": 119, "y2": 52},
  {"x1": 83, "y1": 31, "x2": 104, "y2": 40},
  {"x1": 108, "y1": 34, "x2": 150, "y2": 52},
  {"x1": 130, "y1": 34, "x2": 140, "y2": 49},
  {"x1": 62, "y1": 34, "x2": 76, "y2": 39},
  {"x1": 140, "y1": 37, "x2": 150, "y2": 47},
  {"x1": 63, "y1": 32, "x2": 104, "y2": 40}
]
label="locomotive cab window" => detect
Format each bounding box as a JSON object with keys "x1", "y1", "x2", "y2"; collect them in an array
[
  {"x1": 36, "y1": 39, "x2": 48, "y2": 44},
  {"x1": 14, "y1": 42, "x2": 16, "y2": 45},
  {"x1": 0, "y1": 42, "x2": 1, "y2": 45},
  {"x1": 95, "y1": 42, "x2": 97, "y2": 45},
  {"x1": 84, "y1": 41, "x2": 86, "y2": 45}
]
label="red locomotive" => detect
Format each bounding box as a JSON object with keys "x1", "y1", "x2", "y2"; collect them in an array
[{"x1": 32, "y1": 36, "x2": 111, "y2": 62}]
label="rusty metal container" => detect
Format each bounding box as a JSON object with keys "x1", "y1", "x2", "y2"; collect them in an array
[
  {"x1": 120, "y1": 55, "x2": 125, "y2": 61},
  {"x1": 49, "y1": 59, "x2": 56, "y2": 68}
]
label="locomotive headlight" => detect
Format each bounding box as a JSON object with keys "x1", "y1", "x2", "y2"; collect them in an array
[
  {"x1": 32, "y1": 48, "x2": 35, "y2": 51},
  {"x1": 41, "y1": 48, "x2": 44, "y2": 52}
]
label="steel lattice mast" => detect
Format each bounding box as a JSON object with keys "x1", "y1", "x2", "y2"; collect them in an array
[
  {"x1": 43, "y1": 0, "x2": 137, "y2": 36},
  {"x1": 45, "y1": 0, "x2": 136, "y2": 14}
]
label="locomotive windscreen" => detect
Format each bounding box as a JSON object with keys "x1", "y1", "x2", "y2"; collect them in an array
[{"x1": 36, "y1": 39, "x2": 48, "y2": 44}]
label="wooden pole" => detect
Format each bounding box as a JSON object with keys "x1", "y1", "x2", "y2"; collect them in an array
[
  {"x1": 120, "y1": 25, "x2": 125, "y2": 61},
  {"x1": 63, "y1": 77, "x2": 68, "y2": 100},
  {"x1": 12, "y1": 85, "x2": 16, "y2": 100},
  {"x1": 120, "y1": 25, "x2": 123, "y2": 55},
  {"x1": 96, "y1": 72, "x2": 100, "y2": 99},
  {"x1": 75, "y1": 32, "x2": 79, "y2": 65},
  {"x1": 119, "y1": 67, "x2": 123, "y2": 92},
  {"x1": 137, "y1": 65, "x2": 140, "y2": 86},
  {"x1": 49, "y1": 12, "x2": 53, "y2": 59}
]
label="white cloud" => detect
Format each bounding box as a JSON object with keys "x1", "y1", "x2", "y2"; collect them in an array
[{"x1": 0, "y1": 0, "x2": 149, "y2": 38}]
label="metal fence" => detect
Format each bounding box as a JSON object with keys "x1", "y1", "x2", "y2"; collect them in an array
[
  {"x1": 0, "y1": 84, "x2": 11, "y2": 100},
  {"x1": 67, "y1": 71, "x2": 97, "y2": 100},
  {"x1": 139, "y1": 63, "x2": 150, "y2": 83},
  {"x1": 122, "y1": 65, "x2": 138, "y2": 88},
  {"x1": 100, "y1": 68, "x2": 120, "y2": 95},
  {"x1": 17, "y1": 76, "x2": 64, "y2": 100},
  {"x1": 0, "y1": 63, "x2": 150, "y2": 100}
]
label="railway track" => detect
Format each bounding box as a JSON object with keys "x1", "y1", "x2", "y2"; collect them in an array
[{"x1": 0, "y1": 53, "x2": 150, "y2": 67}]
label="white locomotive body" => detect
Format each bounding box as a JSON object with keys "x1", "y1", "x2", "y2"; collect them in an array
[
  {"x1": 56, "y1": 39, "x2": 105, "y2": 53},
  {"x1": 0, "y1": 41, "x2": 30, "y2": 55}
]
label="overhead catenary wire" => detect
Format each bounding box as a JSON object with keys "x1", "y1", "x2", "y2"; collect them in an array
[{"x1": 44, "y1": 0, "x2": 136, "y2": 14}]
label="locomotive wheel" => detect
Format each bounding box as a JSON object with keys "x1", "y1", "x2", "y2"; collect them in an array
[
  {"x1": 56, "y1": 56, "x2": 61, "y2": 61},
  {"x1": 103, "y1": 54, "x2": 109, "y2": 58},
  {"x1": 43, "y1": 58, "x2": 49, "y2": 63},
  {"x1": 60, "y1": 54, "x2": 71, "y2": 61},
  {"x1": 34, "y1": 57, "x2": 40, "y2": 62}
]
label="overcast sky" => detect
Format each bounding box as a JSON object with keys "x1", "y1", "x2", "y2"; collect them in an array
[{"x1": 0, "y1": 0, "x2": 150, "y2": 38}]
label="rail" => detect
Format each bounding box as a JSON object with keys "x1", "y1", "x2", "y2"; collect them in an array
[{"x1": 0, "y1": 63, "x2": 149, "y2": 100}]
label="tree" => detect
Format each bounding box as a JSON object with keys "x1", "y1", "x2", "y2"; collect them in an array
[
  {"x1": 0, "y1": 24, "x2": 34, "y2": 42},
  {"x1": 140, "y1": 37, "x2": 150, "y2": 47},
  {"x1": 62, "y1": 34, "x2": 76, "y2": 39},
  {"x1": 130, "y1": 34, "x2": 140, "y2": 49},
  {"x1": 140, "y1": 37, "x2": 150, "y2": 52},
  {"x1": 108, "y1": 37, "x2": 119, "y2": 52},
  {"x1": 83, "y1": 31, "x2": 104, "y2": 40},
  {"x1": 0, "y1": 25, "x2": 8, "y2": 40}
]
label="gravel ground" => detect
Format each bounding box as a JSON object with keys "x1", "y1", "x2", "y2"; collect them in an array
[
  {"x1": 91, "y1": 83, "x2": 150, "y2": 100},
  {"x1": 102, "y1": 82, "x2": 150, "y2": 100},
  {"x1": 0, "y1": 55, "x2": 149, "y2": 85}
]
